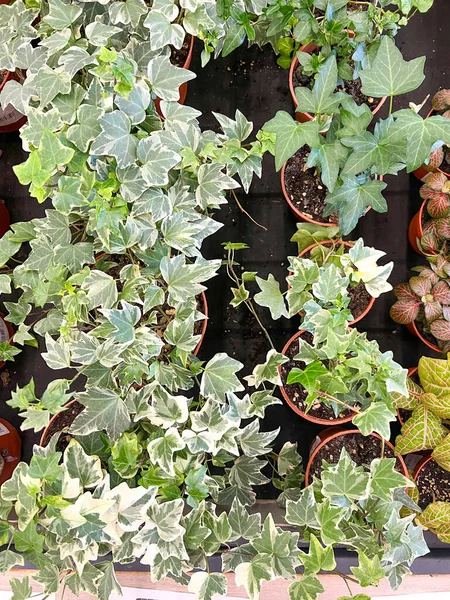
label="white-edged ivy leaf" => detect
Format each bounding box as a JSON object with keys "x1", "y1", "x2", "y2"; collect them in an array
[
  {"x1": 200, "y1": 353, "x2": 244, "y2": 402},
  {"x1": 254, "y1": 274, "x2": 288, "y2": 319},
  {"x1": 67, "y1": 104, "x2": 103, "y2": 152},
  {"x1": 147, "y1": 55, "x2": 196, "y2": 102},
  {"x1": 353, "y1": 402, "x2": 396, "y2": 439},
  {"x1": 91, "y1": 110, "x2": 138, "y2": 168},
  {"x1": 44, "y1": 0, "x2": 82, "y2": 29},
  {"x1": 147, "y1": 428, "x2": 185, "y2": 475},
  {"x1": 187, "y1": 572, "x2": 227, "y2": 600},
  {"x1": 70, "y1": 387, "x2": 131, "y2": 441}
]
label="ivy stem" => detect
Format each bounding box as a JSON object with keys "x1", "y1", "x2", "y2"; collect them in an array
[
  {"x1": 389, "y1": 94, "x2": 394, "y2": 116},
  {"x1": 230, "y1": 190, "x2": 267, "y2": 231}
]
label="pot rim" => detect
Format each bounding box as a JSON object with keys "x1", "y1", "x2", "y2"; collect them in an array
[
  {"x1": 412, "y1": 452, "x2": 433, "y2": 482},
  {"x1": 278, "y1": 330, "x2": 356, "y2": 426},
  {"x1": 407, "y1": 320, "x2": 442, "y2": 354},
  {"x1": 304, "y1": 427, "x2": 409, "y2": 485},
  {"x1": 40, "y1": 398, "x2": 79, "y2": 447}
]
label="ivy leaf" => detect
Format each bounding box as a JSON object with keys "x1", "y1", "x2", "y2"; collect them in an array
[
  {"x1": 160, "y1": 255, "x2": 221, "y2": 303},
  {"x1": 0, "y1": 550, "x2": 24, "y2": 574},
  {"x1": 148, "y1": 497, "x2": 185, "y2": 542},
  {"x1": 369, "y1": 458, "x2": 411, "y2": 501},
  {"x1": 228, "y1": 498, "x2": 261, "y2": 541},
  {"x1": 32, "y1": 66, "x2": 72, "y2": 107},
  {"x1": 195, "y1": 163, "x2": 239, "y2": 209},
  {"x1": 245, "y1": 350, "x2": 288, "y2": 387},
  {"x1": 109, "y1": 0, "x2": 147, "y2": 27},
  {"x1": 278, "y1": 442, "x2": 302, "y2": 477},
  {"x1": 116, "y1": 82, "x2": 151, "y2": 125},
  {"x1": 299, "y1": 534, "x2": 335, "y2": 574},
  {"x1": 91, "y1": 111, "x2": 138, "y2": 168},
  {"x1": 263, "y1": 111, "x2": 321, "y2": 171},
  {"x1": 42, "y1": 334, "x2": 71, "y2": 370},
  {"x1": 324, "y1": 177, "x2": 387, "y2": 235},
  {"x1": 147, "y1": 56, "x2": 196, "y2": 102},
  {"x1": 111, "y1": 432, "x2": 141, "y2": 479},
  {"x1": 53, "y1": 176, "x2": 89, "y2": 215},
  {"x1": 200, "y1": 353, "x2": 244, "y2": 402},
  {"x1": 288, "y1": 575, "x2": 324, "y2": 600},
  {"x1": 295, "y1": 55, "x2": 345, "y2": 116},
  {"x1": 64, "y1": 439, "x2": 103, "y2": 488},
  {"x1": 352, "y1": 402, "x2": 396, "y2": 439},
  {"x1": 38, "y1": 130, "x2": 74, "y2": 170},
  {"x1": 254, "y1": 274, "x2": 288, "y2": 319},
  {"x1": 28, "y1": 453, "x2": 62, "y2": 483},
  {"x1": 307, "y1": 140, "x2": 349, "y2": 193},
  {"x1": 44, "y1": 0, "x2": 81, "y2": 29},
  {"x1": 54, "y1": 242, "x2": 94, "y2": 272},
  {"x1": 239, "y1": 421, "x2": 279, "y2": 457},
  {"x1": 149, "y1": 386, "x2": 189, "y2": 429},
  {"x1": 188, "y1": 572, "x2": 227, "y2": 600},
  {"x1": 100, "y1": 301, "x2": 141, "y2": 344},
  {"x1": 229, "y1": 456, "x2": 269, "y2": 490},
  {"x1": 395, "y1": 405, "x2": 448, "y2": 454},
  {"x1": 70, "y1": 387, "x2": 131, "y2": 441},
  {"x1": 33, "y1": 565, "x2": 60, "y2": 594},
  {"x1": 350, "y1": 552, "x2": 385, "y2": 587},
  {"x1": 312, "y1": 263, "x2": 348, "y2": 303},
  {"x1": 58, "y1": 47, "x2": 96, "y2": 79},
  {"x1": 360, "y1": 36, "x2": 425, "y2": 98},
  {"x1": 96, "y1": 562, "x2": 122, "y2": 600},
  {"x1": 144, "y1": 10, "x2": 184, "y2": 51},
  {"x1": 82, "y1": 270, "x2": 118, "y2": 310},
  {"x1": 235, "y1": 555, "x2": 273, "y2": 600},
  {"x1": 286, "y1": 487, "x2": 318, "y2": 528},
  {"x1": 85, "y1": 22, "x2": 121, "y2": 46},
  {"x1": 137, "y1": 137, "x2": 180, "y2": 186},
  {"x1": 67, "y1": 104, "x2": 103, "y2": 152},
  {"x1": 10, "y1": 577, "x2": 32, "y2": 600},
  {"x1": 315, "y1": 498, "x2": 347, "y2": 545},
  {"x1": 321, "y1": 449, "x2": 370, "y2": 500},
  {"x1": 147, "y1": 428, "x2": 185, "y2": 475}
]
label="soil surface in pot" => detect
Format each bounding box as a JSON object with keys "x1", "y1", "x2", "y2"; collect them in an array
[
  {"x1": 440, "y1": 151, "x2": 450, "y2": 173},
  {"x1": 42, "y1": 401, "x2": 84, "y2": 453},
  {"x1": 416, "y1": 459, "x2": 450, "y2": 510},
  {"x1": 171, "y1": 37, "x2": 191, "y2": 67},
  {"x1": 293, "y1": 62, "x2": 379, "y2": 110},
  {"x1": 309, "y1": 432, "x2": 396, "y2": 480},
  {"x1": 415, "y1": 317, "x2": 444, "y2": 351},
  {"x1": 280, "y1": 331, "x2": 354, "y2": 421},
  {"x1": 284, "y1": 148, "x2": 338, "y2": 223}
]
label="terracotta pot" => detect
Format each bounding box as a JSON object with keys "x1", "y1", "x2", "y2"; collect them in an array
[
  {"x1": 278, "y1": 330, "x2": 356, "y2": 426},
  {"x1": 412, "y1": 452, "x2": 433, "y2": 481},
  {"x1": 297, "y1": 240, "x2": 375, "y2": 325},
  {"x1": 406, "y1": 321, "x2": 441, "y2": 354},
  {"x1": 0, "y1": 418, "x2": 21, "y2": 485},
  {"x1": 397, "y1": 367, "x2": 418, "y2": 427},
  {"x1": 0, "y1": 313, "x2": 14, "y2": 370},
  {"x1": 0, "y1": 70, "x2": 27, "y2": 133},
  {"x1": 40, "y1": 398, "x2": 78, "y2": 447},
  {"x1": 288, "y1": 39, "x2": 387, "y2": 123},
  {"x1": 413, "y1": 109, "x2": 450, "y2": 182},
  {"x1": 0, "y1": 200, "x2": 10, "y2": 238},
  {"x1": 304, "y1": 427, "x2": 408, "y2": 485},
  {"x1": 281, "y1": 164, "x2": 381, "y2": 223},
  {"x1": 154, "y1": 35, "x2": 194, "y2": 118},
  {"x1": 408, "y1": 199, "x2": 434, "y2": 256}
]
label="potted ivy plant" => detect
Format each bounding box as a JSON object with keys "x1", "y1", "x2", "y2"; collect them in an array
[{"x1": 390, "y1": 255, "x2": 450, "y2": 353}]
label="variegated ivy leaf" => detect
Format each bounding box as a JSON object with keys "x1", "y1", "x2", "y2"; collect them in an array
[
  {"x1": 54, "y1": 242, "x2": 94, "y2": 272},
  {"x1": 165, "y1": 315, "x2": 200, "y2": 353},
  {"x1": 53, "y1": 176, "x2": 89, "y2": 214},
  {"x1": 200, "y1": 353, "x2": 244, "y2": 402},
  {"x1": 160, "y1": 255, "x2": 221, "y2": 303},
  {"x1": 64, "y1": 439, "x2": 103, "y2": 489},
  {"x1": 100, "y1": 301, "x2": 141, "y2": 344},
  {"x1": 144, "y1": 10, "x2": 185, "y2": 50},
  {"x1": 147, "y1": 428, "x2": 185, "y2": 475},
  {"x1": 0, "y1": 551, "x2": 24, "y2": 575},
  {"x1": 81, "y1": 270, "x2": 118, "y2": 310},
  {"x1": 109, "y1": 0, "x2": 147, "y2": 27},
  {"x1": 116, "y1": 82, "x2": 151, "y2": 125},
  {"x1": 67, "y1": 104, "x2": 103, "y2": 152},
  {"x1": 147, "y1": 55, "x2": 196, "y2": 102},
  {"x1": 213, "y1": 109, "x2": 253, "y2": 142},
  {"x1": 13, "y1": 323, "x2": 36, "y2": 347},
  {"x1": 190, "y1": 399, "x2": 237, "y2": 440},
  {"x1": 42, "y1": 334, "x2": 71, "y2": 370},
  {"x1": 321, "y1": 449, "x2": 370, "y2": 501},
  {"x1": 369, "y1": 458, "x2": 412, "y2": 501},
  {"x1": 254, "y1": 274, "x2": 288, "y2": 320},
  {"x1": 0, "y1": 231, "x2": 21, "y2": 267},
  {"x1": 239, "y1": 420, "x2": 279, "y2": 458},
  {"x1": 419, "y1": 501, "x2": 450, "y2": 544},
  {"x1": 228, "y1": 498, "x2": 261, "y2": 542},
  {"x1": 288, "y1": 575, "x2": 325, "y2": 600},
  {"x1": 147, "y1": 498, "x2": 185, "y2": 543},
  {"x1": 188, "y1": 573, "x2": 227, "y2": 600},
  {"x1": 0, "y1": 79, "x2": 33, "y2": 116},
  {"x1": 299, "y1": 534, "x2": 335, "y2": 574},
  {"x1": 96, "y1": 562, "x2": 122, "y2": 600},
  {"x1": 20, "y1": 107, "x2": 62, "y2": 148},
  {"x1": 14, "y1": 44, "x2": 47, "y2": 75},
  {"x1": 52, "y1": 83, "x2": 86, "y2": 124},
  {"x1": 235, "y1": 556, "x2": 273, "y2": 600},
  {"x1": 0, "y1": 274, "x2": 11, "y2": 294},
  {"x1": 360, "y1": 36, "x2": 425, "y2": 98},
  {"x1": 70, "y1": 387, "x2": 131, "y2": 441},
  {"x1": 39, "y1": 29, "x2": 71, "y2": 55},
  {"x1": 85, "y1": 21, "x2": 122, "y2": 46},
  {"x1": 315, "y1": 498, "x2": 347, "y2": 545},
  {"x1": 350, "y1": 553, "x2": 386, "y2": 588},
  {"x1": 229, "y1": 455, "x2": 269, "y2": 490},
  {"x1": 352, "y1": 402, "x2": 396, "y2": 440},
  {"x1": 58, "y1": 47, "x2": 97, "y2": 79},
  {"x1": 395, "y1": 405, "x2": 448, "y2": 454},
  {"x1": 148, "y1": 386, "x2": 189, "y2": 428},
  {"x1": 91, "y1": 110, "x2": 138, "y2": 168},
  {"x1": 195, "y1": 163, "x2": 239, "y2": 209},
  {"x1": 31, "y1": 66, "x2": 72, "y2": 107},
  {"x1": 44, "y1": 0, "x2": 82, "y2": 29},
  {"x1": 278, "y1": 442, "x2": 303, "y2": 477},
  {"x1": 137, "y1": 137, "x2": 180, "y2": 186},
  {"x1": 244, "y1": 350, "x2": 288, "y2": 388},
  {"x1": 160, "y1": 100, "x2": 202, "y2": 125}
]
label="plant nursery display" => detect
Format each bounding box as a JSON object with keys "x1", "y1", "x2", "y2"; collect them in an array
[{"x1": 0, "y1": 0, "x2": 447, "y2": 598}]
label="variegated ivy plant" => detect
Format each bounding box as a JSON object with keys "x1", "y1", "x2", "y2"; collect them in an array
[
  {"x1": 0, "y1": 442, "x2": 428, "y2": 600},
  {"x1": 226, "y1": 244, "x2": 407, "y2": 437},
  {"x1": 264, "y1": 39, "x2": 450, "y2": 234}
]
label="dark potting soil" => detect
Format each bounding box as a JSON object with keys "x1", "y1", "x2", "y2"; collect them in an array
[
  {"x1": 284, "y1": 148, "x2": 338, "y2": 224},
  {"x1": 415, "y1": 318, "x2": 442, "y2": 351},
  {"x1": 280, "y1": 331, "x2": 353, "y2": 421},
  {"x1": 347, "y1": 283, "x2": 372, "y2": 320},
  {"x1": 309, "y1": 432, "x2": 397, "y2": 480},
  {"x1": 41, "y1": 401, "x2": 84, "y2": 453},
  {"x1": 416, "y1": 459, "x2": 450, "y2": 510},
  {"x1": 171, "y1": 37, "x2": 191, "y2": 68},
  {"x1": 399, "y1": 408, "x2": 413, "y2": 425},
  {"x1": 293, "y1": 64, "x2": 380, "y2": 110},
  {"x1": 440, "y1": 152, "x2": 450, "y2": 174}
]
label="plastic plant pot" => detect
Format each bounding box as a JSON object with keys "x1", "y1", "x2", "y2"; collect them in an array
[
  {"x1": 406, "y1": 321, "x2": 441, "y2": 354},
  {"x1": 408, "y1": 199, "x2": 436, "y2": 256},
  {"x1": 304, "y1": 426, "x2": 408, "y2": 485},
  {"x1": 0, "y1": 70, "x2": 27, "y2": 133},
  {"x1": 0, "y1": 418, "x2": 21, "y2": 485}
]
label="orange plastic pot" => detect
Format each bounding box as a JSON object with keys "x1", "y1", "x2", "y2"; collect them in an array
[
  {"x1": 0, "y1": 313, "x2": 14, "y2": 370},
  {"x1": 413, "y1": 452, "x2": 433, "y2": 481},
  {"x1": 0, "y1": 70, "x2": 27, "y2": 133},
  {"x1": 40, "y1": 399, "x2": 78, "y2": 447},
  {"x1": 408, "y1": 199, "x2": 433, "y2": 256},
  {"x1": 304, "y1": 427, "x2": 408, "y2": 485},
  {"x1": 154, "y1": 35, "x2": 194, "y2": 118},
  {"x1": 397, "y1": 367, "x2": 417, "y2": 427},
  {"x1": 406, "y1": 321, "x2": 441, "y2": 354},
  {"x1": 278, "y1": 330, "x2": 356, "y2": 426},
  {"x1": 288, "y1": 38, "x2": 387, "y2": 123},
  {"x1": 413, "y1": 110, "x2": 450, "y2": 182},
  {"x1": 297, "y1": 240, "x2": 375, "y2": 324},
  {"x1": 0, "y1": 418, "x2": 21, "y2": 485}
]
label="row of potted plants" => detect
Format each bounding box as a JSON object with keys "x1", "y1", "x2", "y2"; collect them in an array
[{"x1": 0, "y1": 0, "x2": 445, "y2": 599}]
